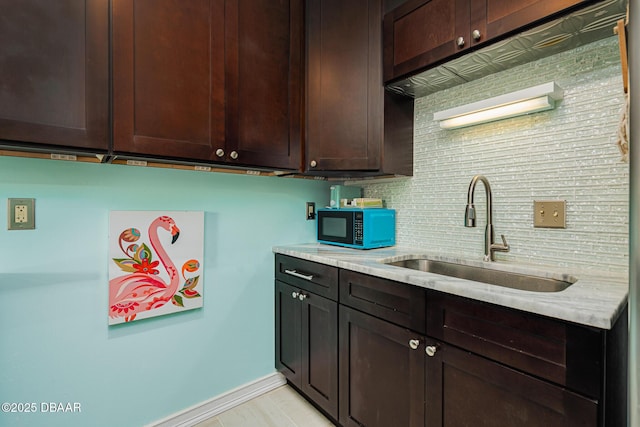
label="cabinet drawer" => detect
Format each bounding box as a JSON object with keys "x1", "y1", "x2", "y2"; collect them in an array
[
  {"x1": 426, "y1": 290, "x2": 602, "y2": 398},
  {"x1": 340, "y1": 270, "x2": 426, "y2": 333},
  {"x1": 275, "y1": 254, "x2": 338, "y2": 300}
]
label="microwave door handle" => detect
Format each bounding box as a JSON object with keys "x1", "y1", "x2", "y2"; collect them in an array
[{"x1": 284, "y1": 269, "x2": 314, "y2": 281}]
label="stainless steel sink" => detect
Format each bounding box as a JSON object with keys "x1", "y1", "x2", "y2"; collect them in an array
[{"x1": 384, "y1": 258, "x2": 576, "y2": 292}]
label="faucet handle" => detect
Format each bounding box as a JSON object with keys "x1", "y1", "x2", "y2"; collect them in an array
[{"x1": 490, "y1": 234, "x2": 510, "y2": 254}]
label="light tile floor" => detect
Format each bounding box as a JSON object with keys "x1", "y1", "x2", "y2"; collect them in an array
[{"x1": 195, "y1": 385, "x2": 336, "y2": 427}]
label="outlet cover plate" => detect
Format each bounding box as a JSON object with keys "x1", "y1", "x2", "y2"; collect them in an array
[
  {"x1": 533, "y1": 200, "x2": 566, "y2": 228},
  {"x1": 306, "y1": 202, "x2": 316, "y2": 220},
  {"x1": 8, "y1": 198, "x2": 35, "y2": 230}
]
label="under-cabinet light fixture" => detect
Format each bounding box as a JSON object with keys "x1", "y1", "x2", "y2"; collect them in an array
[{"x1": 433, "y1": 82, "x2": 564, "y2": 129}]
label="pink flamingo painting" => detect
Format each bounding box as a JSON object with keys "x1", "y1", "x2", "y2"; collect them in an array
[{"x1": 109, "y1": 215, "x2": 201, "y2": 323}]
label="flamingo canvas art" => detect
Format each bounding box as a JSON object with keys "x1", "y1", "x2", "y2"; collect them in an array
[{"x1": 108, "y1": 211, "x2": 204, "y2": 325}]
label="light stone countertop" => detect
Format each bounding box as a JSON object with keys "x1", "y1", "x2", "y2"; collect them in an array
[{"x1": 272, "y1": 243, "x2": 629, "y2": 330}]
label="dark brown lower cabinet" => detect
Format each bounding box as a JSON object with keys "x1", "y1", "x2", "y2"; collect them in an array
[
  {"x1": 339, "y1": 305, "x2": 425, "y2": 427},
  {"x1": 425, "y1": 341, "x2": 598, "y2": 426},
  {"x1": 275, "y1": 280, "x2": 338, "y2": 420},
  {"x1": 275, "y1": 256, "x2": 627, "y2": 426},
  {"x1": 426, "y1": 290, "x2": 628, "y2": 426},
  {"x1": 275, "y1": 281, "x2": 301, "y2": 384}
]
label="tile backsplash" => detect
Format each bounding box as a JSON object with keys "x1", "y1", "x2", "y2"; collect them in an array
[{"x1": 362, "y1": 37, "x2": 628, "y2": 272}]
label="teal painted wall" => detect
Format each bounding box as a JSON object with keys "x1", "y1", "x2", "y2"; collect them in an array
[{"x1": 0, "y1": 157, "x2": 330, "y2": 427}]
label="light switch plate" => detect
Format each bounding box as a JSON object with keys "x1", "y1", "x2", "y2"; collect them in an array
[
  {"x1": 533, "y1": 200, "x2": 566, "y2": 228},
  {"x1": 8, "y1": 198, "x2": 35, "y2": 230}
]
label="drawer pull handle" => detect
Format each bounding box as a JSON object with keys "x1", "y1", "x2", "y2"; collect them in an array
[
  {"x1": 298, "y1": 293, "x2": 307, "y2": 301},
  {"x1": 291, "y1": 291, "x2": 299, "y2": 299},
  {"x1": 409, "y1": 339, "x2": 420, "y2": 350},
  {"x1": 284, "y1": 269, "x2": 314, "y2": 281},
  {"x1": 425, "y1": 345, "x2": 438, "y2": 357}
]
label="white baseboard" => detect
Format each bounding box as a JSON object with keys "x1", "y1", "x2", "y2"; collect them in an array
[{"x1": 147, "y1": 372, "x2": 287, "y2": 427}]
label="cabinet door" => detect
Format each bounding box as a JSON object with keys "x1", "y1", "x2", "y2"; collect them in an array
[
  {"x1": 476, "y1": 0, "x2": 586, "y2": 47},
  {"x1": 276, "y1": 279, "x2": 338, "y2": 420},
  {"x1": 112, "y1": 0, "x2": 225, "y2": 161},
  {"x1": 339, "y1": 306, "x2": 424, "y2": 427},
  {"x1": 383, "y1": 0, "x2": 469, "y2": 82},
  {"x1": 425, "y1": 341, "x2": 598, "y2": 426},
  {"x1": 225, "y1": 0, "x2": 303, "y2": 170},
  {"x1": 306, "y1": 0, "x2": 383, "y2": 172},
  {"x1": 300, "y1": 288, "x2": 338, "y2": 419},
  {"x1": 0, "y1": 0, "x2": 109, "y2": 151},
  {"x1": 275, "y1": 281, "x2": 301, "y2": 385}
]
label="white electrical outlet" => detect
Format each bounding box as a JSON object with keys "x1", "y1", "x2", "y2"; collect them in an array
[
  {"x1": 8, "y1": 198, "x2": 35, "y2": 230},
  {"x1": 15, "y1": 205, "x2": 28, "y2": 223}
]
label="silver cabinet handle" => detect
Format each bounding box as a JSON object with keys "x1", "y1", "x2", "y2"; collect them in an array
[
  {"x1": 310, "y1": 160, "x2": 317, "y2": 168},
  {"x1": 284, "y1": 269, "x2": 314, "y2": 281},
  {"x1": 425, "y1": 345, "x2": 438, "y2": 357},
  {"x1": 230, "y1": 151, "x2": 238, "y2": 160},
  {"x1": 472, "y1": 29, "x2": 481, "y2": 41},
  {"x1": 298, "y1": 293, "x2": 307, "y2": 301},
  {"x1": 291, "y1": 291, "x2": 299, "y2": 299},
  {"x1": 456, "y1": 36, "x2": 465, "y2": 47},
  {"x1": 409, "y1": 339, "x2": 420, "y2": 350},
  {"x1": 215, "y1": 148, "x2": 225, "y2": 157}
]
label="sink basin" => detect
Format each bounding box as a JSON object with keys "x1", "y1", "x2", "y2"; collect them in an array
[{"x1": 384, "y1": 258, "x2": 576, "y2": 292}]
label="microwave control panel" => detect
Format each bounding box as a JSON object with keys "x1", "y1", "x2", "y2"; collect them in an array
[{"x1": 354, "y1": 211, "x2": 363, "y2": 245}]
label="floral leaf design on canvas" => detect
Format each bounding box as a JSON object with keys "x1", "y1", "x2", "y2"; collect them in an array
[
  {"x1": 131, "y1": 244, "x2": 158, "y2": 274},
  {"x1": 112, "y1": 228, "x2": 160, "y2": 274},
  {"x1": 179, "y1": 259, "x2": 201, "y2": 299},
  {"x1": 172, "y1": 294, "x2": 184, "y2": 307},
  {"x1": 112, "y1": 258, "x2": 138, "y2": 273},
  {"x1": 180, "y1": 277, "x2": 201, "y2": 298}
]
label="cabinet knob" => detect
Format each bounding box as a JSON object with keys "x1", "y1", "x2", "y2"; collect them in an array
[
  {"x1": 409, "y1": 339, "x2": 420, "y2": 350},
  {"x1": 425, "y1": 345, "x2": 438, "y2": 357},
  {"x1": 230, "y1": 151, "x2": 238, "y2": 160},
  {"x1": 216, "y1": 148, "x2": 225, "y2": 158},
  {"x1": 298, "y1": 293, "x2": 307, "y2": 301},
  {"x1": 310, "y1": 160, "x2": 317, "y2": 168},
  {"x1": 291, "y1": 291, "x2": 299, "y2": 299},
  {"x1": 456, "y1": 36, "x2": 465, "y2": 47},
  {"x1": 472, "y1": 29, "x2": 481, "y2": 41}
]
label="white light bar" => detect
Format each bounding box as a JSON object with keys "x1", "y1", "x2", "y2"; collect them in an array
[{"x1": 433, "y1": 82, "x2": 564, "y2": 129}]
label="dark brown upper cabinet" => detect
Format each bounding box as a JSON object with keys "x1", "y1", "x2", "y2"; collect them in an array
[
  {"x1": 384, "y1": 0, "x2": 589, "y2": 83},
  {"x1": 225, "y1": 0, "x2": 303, "y2": 170},
  {"x1": 112, "y1": 0, "x2": 226, "y2": 162},
  {"x1": 0, "y1": 0, "x2": 109, "y2": 152},
  {"x1": 305, "y1": 0, "x2": 413, "y2": 176},
  {"x1": 112, "y1": 0, "x2": 303, "y2": 170}
]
